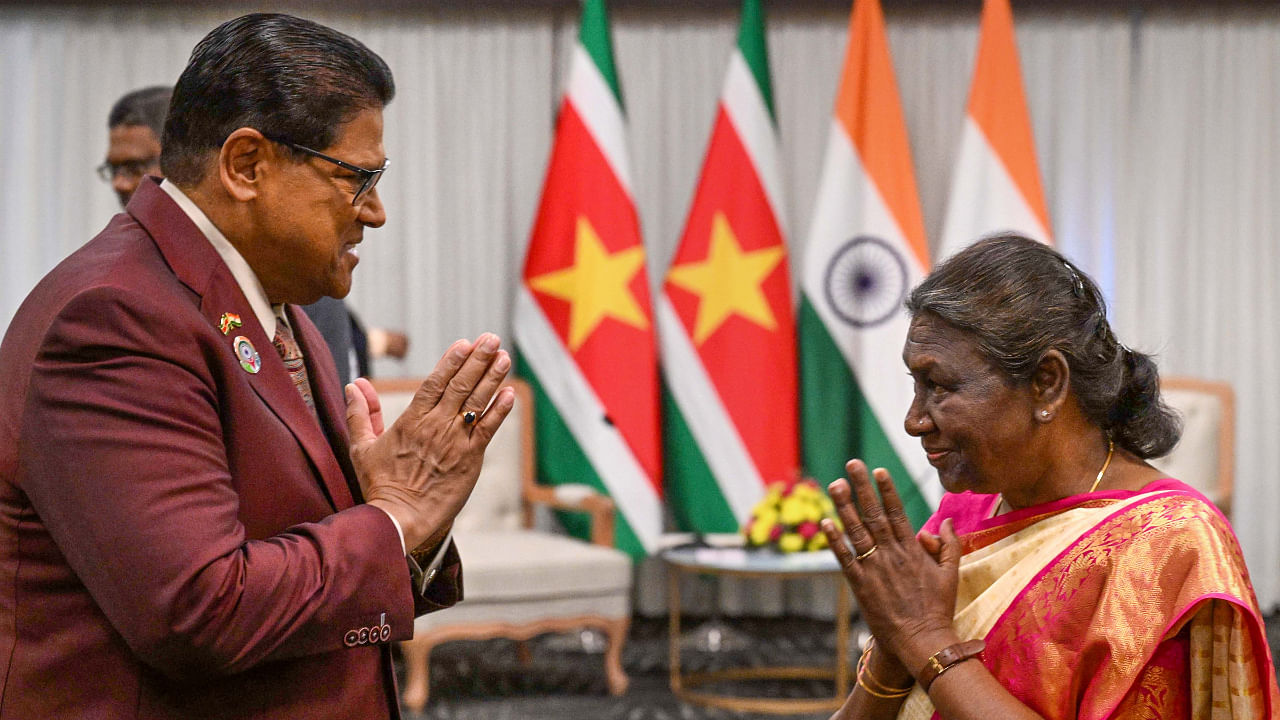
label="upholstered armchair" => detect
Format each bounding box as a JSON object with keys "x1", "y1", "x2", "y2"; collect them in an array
[
  {"x1": 367, "y1": 378, "x2": 632, "y2": 712},
  {"x1": 1154, "y1": 376, "x2": 1234, "y2": 519}
]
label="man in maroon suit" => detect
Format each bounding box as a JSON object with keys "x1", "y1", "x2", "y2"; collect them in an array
[{"x1": 0, "y1": 13, "x2": 513, "y2": 719}]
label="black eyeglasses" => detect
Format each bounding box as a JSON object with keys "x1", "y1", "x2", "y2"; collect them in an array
[
  {"x1": 96, "y1": 157, "x2": 159, "y2": 183},
  {"x1": 264, "y1": 135, "x2": 388, "y2": 206}
]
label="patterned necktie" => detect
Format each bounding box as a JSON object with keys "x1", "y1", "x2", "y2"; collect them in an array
[{"x1": 273, "y1": 316, "x2": 319, "y2": 421}]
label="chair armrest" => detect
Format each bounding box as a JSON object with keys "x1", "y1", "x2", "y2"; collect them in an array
[{"x1": 523, "y1": 483, "x2": 616, "y2": 548}]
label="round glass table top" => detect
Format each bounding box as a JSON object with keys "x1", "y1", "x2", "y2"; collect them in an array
[{"x1": 660, "y1": 534, "x2": 842, "y2": 575}]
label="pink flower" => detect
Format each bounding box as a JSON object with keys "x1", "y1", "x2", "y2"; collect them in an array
[
  {"x1": 769, "y1": 525, "x2": 783, "y2": 541},
  {"x1": 798, "y1": 521, "x2": 819, "y2": 540}
]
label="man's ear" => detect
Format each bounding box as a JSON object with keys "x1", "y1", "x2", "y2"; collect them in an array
[
  {"x1": 1033, "y1": 349, "x2": 1070, "y2": 422},
  {"x1": 218, "y1": 128, "x2": 271, "y2": 202}
]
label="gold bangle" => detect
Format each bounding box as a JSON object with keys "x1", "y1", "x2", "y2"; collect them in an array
[
  {"x1": 863, "y1": 656, "x2": 913, "y2": 695},
  {"x1": 856, "y1": 640, "x2": 913, "y2": 697},
  {"x1": 857, "y1": 671, "x2": 911, "y2": 699}
]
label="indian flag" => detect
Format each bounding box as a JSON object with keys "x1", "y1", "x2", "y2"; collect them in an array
[
  {"x1": 798, "y1": 0, "x2": 936, "y2": 526},
  {"x1": 514, "y1": 0, "x2": 662, "y2": 558},
  {"x1": 660, "y1": 0, "x2": 798, "y2": 533},
  {"x1": 938, "y1": 0, "x2": 1052, "y2": 260}
]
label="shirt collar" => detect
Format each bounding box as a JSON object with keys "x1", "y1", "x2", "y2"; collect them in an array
[{"x1": 158, "y1": 179, "x2": 279, "y2": 339}]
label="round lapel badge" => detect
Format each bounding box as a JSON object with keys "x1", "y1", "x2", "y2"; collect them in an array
[{"x1": 233, "y1": 335, "x2": 261, "y2": 374}]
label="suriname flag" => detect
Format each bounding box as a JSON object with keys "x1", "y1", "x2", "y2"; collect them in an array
[
  {"x1": 514, "y1": 0, "x2": 662, "y2": 558},
  {"x1": 659, "y1": 0, "x2": 800, "y2": 533}
]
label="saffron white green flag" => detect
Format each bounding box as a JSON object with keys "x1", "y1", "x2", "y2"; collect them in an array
[
  {"x1": 938, "y1": 0, "x2": 1052, "y2": 260},
  {"x1": 799, "y1": 0, "x2": 937, "y2": 526},
  {"x1": 514, "y1": 0, "x2": 662, "y2": 558},
  {"x1": 660, "y1": 0, "x2": 799, "y2": 534}
]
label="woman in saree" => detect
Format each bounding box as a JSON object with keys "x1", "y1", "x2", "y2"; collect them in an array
[{"x1": 822, "y1": 234, "x2": 1279, "y2": 720}]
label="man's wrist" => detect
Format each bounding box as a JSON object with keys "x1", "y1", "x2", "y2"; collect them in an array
[
  {"x1": 366, "y1": 496, "x2": 448, "y2": 553},
  {"x1": 367, "y1": 498, "x2": 425, "y2": 552},
  {"x1": 378, "y1": 506, "x2": 408, "y2": 555}
]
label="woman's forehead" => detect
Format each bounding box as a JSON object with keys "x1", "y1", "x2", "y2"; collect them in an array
[{"x1": 903, "y1": 315, "x2": 989, "y2": 370}]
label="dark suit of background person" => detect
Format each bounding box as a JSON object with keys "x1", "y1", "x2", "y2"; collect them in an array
[
  {"x1": 304, "y1": 295, "x2": 363, "y2": 386},
  {"x1": 302, "y1": 298, "x2": 411, "y2": 386},
  {"x1": 0, "y1": 13, "x2": 513, "y2": 719}
]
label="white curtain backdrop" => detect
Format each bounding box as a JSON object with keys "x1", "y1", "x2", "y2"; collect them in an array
[
  {"x1": 1116, "y1": 8, "x2": 1280, "y2": 612},
  {"x1": 1, "y1": 3, "x2": 1277, "y2": 613}
]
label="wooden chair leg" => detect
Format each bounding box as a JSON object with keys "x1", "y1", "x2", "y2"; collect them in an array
[
  {"x1": 601, "y1": 616, "x2": 630, "y2": 696},
  {"x1": 399, "y1": 636, "x2": 432, "y2": 712},
  {"x1": 515, "y1": 639, "x2": 533, "y2": 665}
]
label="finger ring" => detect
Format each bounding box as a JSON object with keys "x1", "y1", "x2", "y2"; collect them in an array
[
  {"x1": 462, "y1": 411, "x2": 477, "y2": 425},
  {"x1": 856, "y1": 545, "x2": 878, "y2": 561}
]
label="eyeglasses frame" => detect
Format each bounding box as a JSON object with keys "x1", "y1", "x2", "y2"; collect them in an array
[
  {"x1": 96, "y1": 157, "x2": 160, "y2": 183},
  {"x1": 262, "y1": 134, "x2": 388, "y2": 207}
]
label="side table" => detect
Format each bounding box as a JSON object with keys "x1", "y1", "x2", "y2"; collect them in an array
[{"x1": 662, "y1": 545, "x2": 852, "y2": 714}]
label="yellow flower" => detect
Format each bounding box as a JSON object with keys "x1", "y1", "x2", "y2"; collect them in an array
[
  {"x1": 778, "y1": 533, "x2": 805, "y2": 553},
  {"x1": 779, "y1": 497, "x2": 808, "y2": 526},
  {"x1": 748, "y1": 520, "x2": 773, "y2": 546},
  {"x1": 792, "y1": 482, "x2": 820, "y2": 500},
  {"x1": 807, "y1": 532, "x2": 829, "y2": 551},
  {"x1": 753, "y1": 506, "x2": 778, "y2": 528}
]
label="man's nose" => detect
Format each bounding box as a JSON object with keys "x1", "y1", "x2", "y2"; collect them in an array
[
  {"x1": 358, "y1": 187, "x2": 387, "y2": 228},
  {"x1": 113, "y1": 173, "x2": 138, "y2": 195}
]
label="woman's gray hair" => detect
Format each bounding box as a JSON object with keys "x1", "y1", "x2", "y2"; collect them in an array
[{"x1": 906, "y1": 233, "x2": 1180, "y2": 458}]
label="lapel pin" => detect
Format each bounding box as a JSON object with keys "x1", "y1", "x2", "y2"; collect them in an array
[
  {"x1": 219, "y1": 312, "x2": 243, "y2": 335},
  {"x1": 233, "y1": 335, "x2": 261, "y2": 374}
]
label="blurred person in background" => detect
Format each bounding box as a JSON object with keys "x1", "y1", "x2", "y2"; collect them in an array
[
  {"x1": 99, "y1": 85, "x2": 169, "y2": 207},
  {"x1": 302, "y1": 296, "x2": 410, "y2": 386}
]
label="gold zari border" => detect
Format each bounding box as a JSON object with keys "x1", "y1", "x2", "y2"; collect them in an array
[{"x1": 898, "y1": 491, "x2": 1277, "y2": 720}]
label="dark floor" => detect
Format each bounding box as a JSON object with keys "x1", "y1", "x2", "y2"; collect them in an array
[{"x1": 398, "y1": 612, "x2": 1280, "y2": 719}]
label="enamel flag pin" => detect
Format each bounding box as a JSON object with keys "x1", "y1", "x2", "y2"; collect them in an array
[
  {"x1": 233, "y1": 335, "x2": 261, "y2": 374},
  {"x1": 219, "y1": 312, "x2": 243, "y2": 335}
]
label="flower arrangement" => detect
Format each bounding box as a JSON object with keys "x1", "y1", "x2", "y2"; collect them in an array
[{"x1": 743, "y1": 479, "x2": 842, "y2": 553}]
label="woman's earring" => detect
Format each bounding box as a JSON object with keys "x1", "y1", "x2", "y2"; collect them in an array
[{"x1": 1040, "y1": 410, "x2": 1051, "y2": 419}]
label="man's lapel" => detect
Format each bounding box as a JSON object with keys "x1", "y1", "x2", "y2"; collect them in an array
[{"x1": 127, "y1": 179, "x2": 355, "y2": 512}]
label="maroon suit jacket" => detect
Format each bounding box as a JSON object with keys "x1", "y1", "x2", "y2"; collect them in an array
[{"x1": 0, "y1": 180, "x2": 460, "y2": 719}]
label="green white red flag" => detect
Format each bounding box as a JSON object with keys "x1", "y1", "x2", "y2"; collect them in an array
[
  {"x1": 659, "y1": 0, "x2": 799, "y2": 533},
  {"x1": 938, "y1": 0, "x2": 1052, "y2": 259},
  {"x1": 514, "y1": 0, "x2": 662, "y2": 558},
  {"x1": 798, "y1": 0, "x2": 936, "y2": 527}
]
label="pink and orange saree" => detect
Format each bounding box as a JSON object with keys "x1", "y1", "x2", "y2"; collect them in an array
[{"x1": 899, "y1": 479, "x2": 1279, "y2": 720}]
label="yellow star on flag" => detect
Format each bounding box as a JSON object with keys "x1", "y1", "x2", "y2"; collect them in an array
[
  {"x1": 528, "y1": 216, "x2": 650, "y2": 351},
  {"x1": 667, "y1": 212, "x2": 784, "y2": 345}
]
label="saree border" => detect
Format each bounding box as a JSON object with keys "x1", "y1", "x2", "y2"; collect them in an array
[{"x1": 974, "y1": 488, "x2": 1274, "y2": 720}]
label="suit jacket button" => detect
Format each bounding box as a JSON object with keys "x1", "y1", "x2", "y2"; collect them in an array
[{"x1": 344, "y1": 629, "x2": 359, "y2": 647}]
